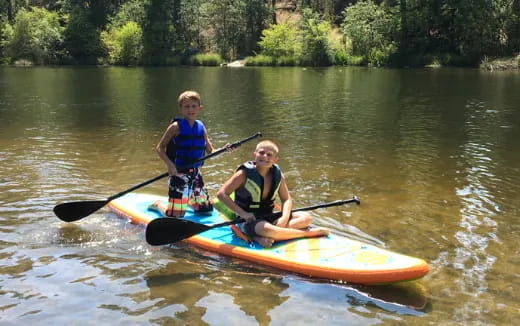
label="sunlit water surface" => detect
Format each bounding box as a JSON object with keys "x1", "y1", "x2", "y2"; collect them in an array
[{"x1": 1, "y1": 66, "x2": 519, "y2": 325}]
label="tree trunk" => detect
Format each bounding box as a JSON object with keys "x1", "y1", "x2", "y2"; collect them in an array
[{"x1": 7, "y1": 0, "x2": 13, "y2": 21}]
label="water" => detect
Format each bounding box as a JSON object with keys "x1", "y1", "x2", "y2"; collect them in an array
[{"x1": 1, "y1": 66, "x2": 519, "y2": 325}]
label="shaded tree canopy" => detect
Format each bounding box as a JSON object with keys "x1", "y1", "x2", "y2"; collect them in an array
[{"x1": 1, "y1": 0, "x2": 519, "y2": 67}]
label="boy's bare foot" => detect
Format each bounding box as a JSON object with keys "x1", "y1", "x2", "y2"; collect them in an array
[
  {"x1": 149, "y1": 200, "x2": 175, "y2": 218},
  {"x1": 306, "y1": 227, "x2": 330, "y2": 238},
  {"x1": 148, "y1": 200, "x2": 163, "y2": 212},
  {"x1": 254, "y1": 236, "x2": 275, "y2": 248}
]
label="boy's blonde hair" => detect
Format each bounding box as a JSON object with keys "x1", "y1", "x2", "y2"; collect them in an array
[
  {"x1": 255, "y1": 140, "x2": 279, "y2": 156},
  {"x1": 178, "y1": 90, "x2": 201, "y2": 107}
]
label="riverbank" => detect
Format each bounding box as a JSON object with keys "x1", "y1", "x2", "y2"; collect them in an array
[
  {"x1": 480, "y1": 55, "x2": 520, "y2": 71},
  {"x1": 5, "y1": 55, "x2": 519, "y2": 70},
  {"x1": 220, "y1": 60, "x2": 245, "y2": 67}
]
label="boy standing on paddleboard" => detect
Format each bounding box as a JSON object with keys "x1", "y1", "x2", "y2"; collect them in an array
[
  {"x1": 217, "y1": 140, "x2": 329, "y2": 248},
  {"x1": 149, "y1": 90, "x2": 217, "y2": 217}
]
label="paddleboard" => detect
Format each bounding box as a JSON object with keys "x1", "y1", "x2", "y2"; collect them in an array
[{"x1": 108, "y1": 193, "x2": 429, "y2": 285}]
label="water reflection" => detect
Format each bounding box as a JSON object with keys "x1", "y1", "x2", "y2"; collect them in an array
[
  {"x1": 451, "y1": 100, "x2": 501, "y2": 320},
  {"x1": 144, "y1": 258, "x2": 428, "y2": 325},
  {"x1": 145, "y1": 261, "x2": 288, "y2": 325}
]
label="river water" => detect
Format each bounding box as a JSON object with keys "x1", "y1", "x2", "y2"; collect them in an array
[{"x1": 1, "y1": 66, "x2": 519, "y2": 325}]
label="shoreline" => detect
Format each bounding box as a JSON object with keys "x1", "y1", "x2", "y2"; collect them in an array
[{"x1": 6, "y1": 56, "x2": 519, "y2": 70}]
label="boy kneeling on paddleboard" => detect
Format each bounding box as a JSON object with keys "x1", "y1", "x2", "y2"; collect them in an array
[
  {"x1": 150, "y1": 90, "x2": 222, "y2": 217},
  {"x1": 217, "y1": 140, "x2": 329, "y2": 248}
]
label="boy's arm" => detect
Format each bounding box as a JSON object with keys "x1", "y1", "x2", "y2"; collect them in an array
[
  {"x1": 216, "y1": 170, "x2": 255, "y2": 222},
  {"x1": 275, "y1": 175, "x2": 293, "y2": 228},
  {"x1": 203, "y1": 127, "x2": 216, "y2": 154},
  {"x1": 156, "y1": 122, "x2": 179, "y2": 176}
]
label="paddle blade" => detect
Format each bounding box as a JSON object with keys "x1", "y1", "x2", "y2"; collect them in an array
[
  {"x1": 53, "y1": 200, "x2": 108, "y2": 222},
  {"x1": 146, "y1": 218, "x2": 211, "y2": 246}
]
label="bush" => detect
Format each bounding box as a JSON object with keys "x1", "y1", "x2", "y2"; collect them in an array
[
  {"x1": 299, "y1": 9, "x2": 334, "y2": 66},
  {"x1": 334, "y1": 50, "x2": 364, "y2": 65},
  {"x1": 346, "y1": 54, "x2": 365, "y2": 66},
  {"x1": 0, "y1": 18, "x2": 6, "y2": 60},
  {"x1": 3, "y1": 7, "x2": 64, "y2": 64},
  {"x1": 368, "y1": 43, "x2": 397, "y2": 67},
  {"x1": 101, "y1": 21, "x2": 143, "y2": 65},
  {"x1": 275, "y1": 55, "x2": 298, "y2": 66},
  {"x1": 243, "y1": 54, "x2": 275, "y2": 66},
  {"x1": 341, "y1": 0, "x2": 399, "y2": 66},
  {"x1": 187, "y1": 53, "x2": 223, "y2": 66},
  {"x1": 479, "y1": 55, "x2": 520, "y2": 70},
  {"x1": 258, "y1": 22, "x2": 301, "y2": 58}
]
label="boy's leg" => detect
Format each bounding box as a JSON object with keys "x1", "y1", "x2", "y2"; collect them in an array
[
  {"x1": 284, "y1": 212, "x2": 312, "y2": 229},
  {"x1": 189, "y1": 170, "x2": 213, "y2": 214},
  {"x1": 254, "y1": 220, "x2": 329, "y2": 242},
  {"x1": 148, "y1": 200, "x2": 167, "y2": 216},
  {"x1": 165, "y1": 174, "x2": 190, "y2": 217}
]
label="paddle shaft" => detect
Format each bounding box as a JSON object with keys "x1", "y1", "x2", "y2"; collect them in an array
[
  {"x1": 54, "y1": 132, "x2": 262, "y2": 221},
  {"x1": 200, "y1": 197, "x2": 361, "y2": 230},
  {"x1": 106, "y1": 132, "x2": 262, "y2": 202},
  {"x1": 145, "y1": 197, "x2": 361, "y2": 245}
]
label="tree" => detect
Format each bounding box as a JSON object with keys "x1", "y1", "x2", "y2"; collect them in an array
[
  {"x1": 141, "y1": 0, "x2": 176, "y2": 65},
  {"x1": 299, "y1": 8, "x2": 333, "y2": 66},
  {"x1": 3, "y1": 6, "x2": 64, "y2": 64},
  {"x1": 64, "y1": 5, "x2": 105, "y2": 64},
  {"x1": 201, "y1": 0, "x2": 247, "y2": 60},
  {"x1": 258, "y1": 21, "x2": 301, "y2": 58},
  {"x1": 242, "y1": 0, "x2": 272, "y2": 55},
  {"x1": 179, "y1": 0, "x2": 205, "y2": 51},
  {"x1": 101, "y1": 21, "x2": 143, "y2": 65},
  {"x1": 400, "y1": 0, "x2": 520, "y2": 65},
  {"x1": 341, "y1": 0, "x2": 399, "y2": 65},
  {"x1": 108, "y1": 0, "x2": 149, "y2": 29}
]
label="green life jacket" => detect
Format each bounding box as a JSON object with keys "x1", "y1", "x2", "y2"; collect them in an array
[{"x1": 234, "y1": 161, "x2": 282, "y2": 218}]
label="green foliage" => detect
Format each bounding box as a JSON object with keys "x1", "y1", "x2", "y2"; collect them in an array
[
  {"x1": 3, "y1": 7, "x2": 64, "y2": 65},
  {"x1": 243, "y1": 54, "x2": 275, "y2": 66},
  {"x1": 101, "y1": 21, "x2": 143, "y2": 65},
  {"x1": 2, "y1": 0, "x2": 520, "y2": 67},
  {"x1": 333, "y1": 50, "x2": 364, "y2": 66},
  {"x1": 187, "y1": 53, "x2": 223, "y2": 66},
  {"x1": 0, "y1": 18, "x2": 6, "y2": 61},
  {"x1": 479, "y1": 55, "x2": 520, "y2": 70},
  {"x1": 64, "y1": 5, "x2": 104, "y2": 64},
  {"x1": 439, "y1": 0, "x2": 512, "y2": 63},
  {"x1": 0, "y1": 21, "x2": 12, "y2": 64},
  {"x1": 242, "y1": 0, "x2": 272, "y2": 55},
  {"x1": 333, "y1": 49, "x2": 349, "y2": 65},
  {"x1": 141, "y1": 0, "x2": 176, "y2": 65},
  {"x1": 341, "y1": 0, "x2": 399, "y2": 66},
  {"x1": 108, "y1": 0, "x2": 148, "y2": 29},
  {"x1": 299, "y1": 9, "x2": 333, "y2": 66},
  {"x1": 179, "y1": 0, "x2": 206, "y2": 51},
  {"x1": 275, "y1": 55, "x2": 299, "y2": 66},
  {"x1": 258, "y1": 22, "x2": 301, "y2": 58},
  {"x1": 298, "y1": 0, "x2": 337, "y2": 23},
  {"x1": 368, "y1": 43, "x2": 397, "y2": 67},
  {"x1": 257, "y1": 9, "x2": 335, "y2": 66},
  {"x1": 400, "y1": 0, "x2": 519, "y2": 66},
  {"x1": 201, "y1": 0, "x2": 247, "y2": 60}
]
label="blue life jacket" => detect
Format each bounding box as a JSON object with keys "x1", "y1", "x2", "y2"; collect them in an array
[
  {"x1": 234, "y1": 161, "x2": 282, "y2": 218},
  {"x1": 166, "y1": 118, "x2": 206, "y2": 170}
]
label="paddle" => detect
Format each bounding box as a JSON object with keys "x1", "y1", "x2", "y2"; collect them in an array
[
  {"x1": 54, "y1": 132, "x2": 262, "y2": 222},
  {"x1": 145, "y1": 196, "x2": 361, "y2": 246}
]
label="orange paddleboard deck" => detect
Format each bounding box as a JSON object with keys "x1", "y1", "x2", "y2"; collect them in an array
[{"x1": 108, "y1": 193, "x2": 429, "y2": 285}]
